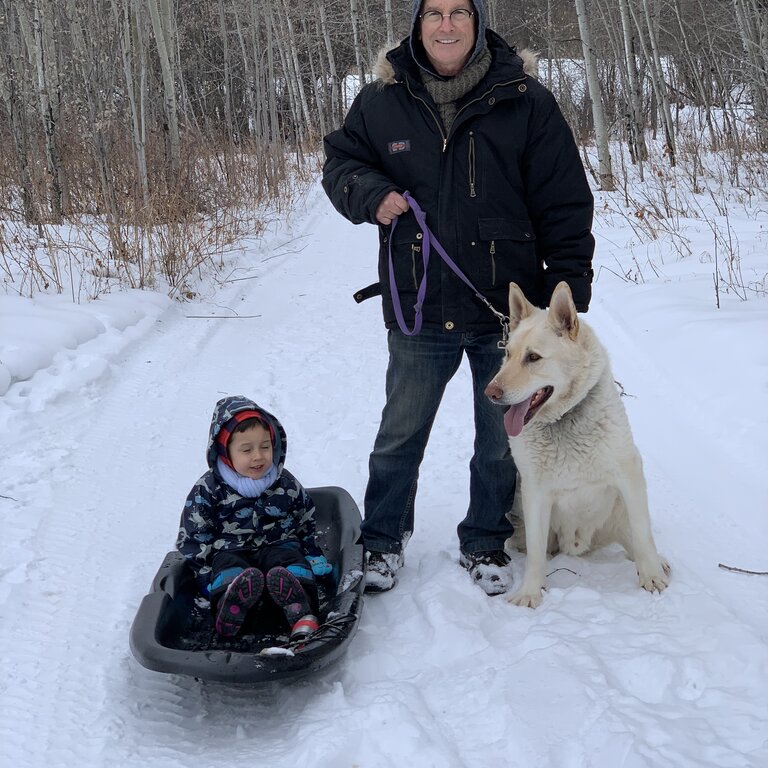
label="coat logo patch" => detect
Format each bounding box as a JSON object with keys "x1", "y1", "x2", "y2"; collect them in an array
[{"x1": 388, "y1": 139, "x2": 411, "y2": 154}]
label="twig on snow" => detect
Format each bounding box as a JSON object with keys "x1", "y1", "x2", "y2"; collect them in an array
[
  {"x1": 185, "y1": 314, "x2": 262, "y2": 319},
  {"x1": 718, "y1": 563, "x2": 768, "y2": 576}
]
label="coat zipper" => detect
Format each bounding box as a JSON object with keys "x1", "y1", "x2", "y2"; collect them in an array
[
  {"x1": 404, "y1": 79, "x2": 447, "y2": 150},
  {"x1": 468, "y1": 133, "x2": 476, "y2": 197},
  {"x1": 490, "y1": 240, "x2": 496, "y2": 284}
]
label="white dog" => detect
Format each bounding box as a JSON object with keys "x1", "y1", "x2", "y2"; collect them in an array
[{"x1": 485, "y1": 281, "x2": 670, "y2": 608}]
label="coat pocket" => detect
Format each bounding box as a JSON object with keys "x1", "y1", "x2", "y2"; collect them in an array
[
  {"x1": 477, "y1": 218, "x2": 537, "y2": 288},
  {"x1": 381, "y1": 225, "x2": 425, "y2": 292}
]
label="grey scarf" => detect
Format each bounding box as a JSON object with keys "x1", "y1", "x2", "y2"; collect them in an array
[{"x1": 420, "y1": 46, "x2": 492, "y2": 134}]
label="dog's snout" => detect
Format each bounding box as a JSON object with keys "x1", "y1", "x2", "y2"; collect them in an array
[{"x1": 485, "y1": 380, "x2": 503, "y2": 401}]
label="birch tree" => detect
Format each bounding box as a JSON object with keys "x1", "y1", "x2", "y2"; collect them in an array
[
  {"x1": 147, "y1": 0, "x2": 181, "y2": 187},
  {"x1": 15, "y1": 0, "x2": 66, "y2": 221},
  {"x1": 0, "y1": 0, "x2": 38, "y2": 223},
  {"x1": 113, "y1": 0, "x2": 150, "y2": 208},
  {"x1": 574, "y1": 0, "x2": 615, "y2": 190},
  {"x1": 618, "y1": 0, "x2": 647, "y2": 168},
  {"x1": 732, "y1": 0, "x2": 768, "y2": 148}
]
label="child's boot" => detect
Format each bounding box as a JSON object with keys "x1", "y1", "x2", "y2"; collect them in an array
[
  {"x1": 215, "y1": 567, "x2": 264, "y2": 637},
  {"x1": 265, "y1": 566, "x2": 318, "y2": 640}
]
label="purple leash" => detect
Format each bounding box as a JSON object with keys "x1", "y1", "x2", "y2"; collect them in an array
[{"x1": 388, "y1": 191, "x2": 510, "y2": 343}]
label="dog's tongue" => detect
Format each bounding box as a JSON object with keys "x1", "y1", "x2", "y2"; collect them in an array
[{"x1": 503, "y1": 397, "x2": 532, "y2": 437}]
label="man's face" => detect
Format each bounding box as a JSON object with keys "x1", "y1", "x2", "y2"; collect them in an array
[{"x1": 419, "y1": 0, "x2": 476, "y2": 77}]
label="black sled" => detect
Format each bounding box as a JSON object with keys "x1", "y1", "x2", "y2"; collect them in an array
[{"x1": 129, "y1": 486, "x2": 365, "y2": 684}]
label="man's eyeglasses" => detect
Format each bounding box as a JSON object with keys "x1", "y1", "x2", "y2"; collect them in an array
[{"x1": 419, "y1": 8, "x2": 474, "y2": 25}]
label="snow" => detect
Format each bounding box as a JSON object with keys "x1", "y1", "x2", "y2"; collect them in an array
[{"x1": 1, "y1": 177, "x2": 767, "y2": 768}]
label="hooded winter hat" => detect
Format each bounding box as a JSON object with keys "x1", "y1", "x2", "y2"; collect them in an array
[{"x1": 409, "y1": 0, "x2": 488, "y2": 76}]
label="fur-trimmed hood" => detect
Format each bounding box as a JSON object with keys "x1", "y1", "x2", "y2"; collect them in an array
[{"x1": 373, "y1": 40, "x2": 539, "y2": 86}]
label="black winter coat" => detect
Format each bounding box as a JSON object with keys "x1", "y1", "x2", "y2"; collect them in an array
[{"x1": 322, "y1": 30, "x2": 595, "y2": 333}]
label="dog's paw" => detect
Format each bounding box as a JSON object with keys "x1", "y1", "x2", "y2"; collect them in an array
[
  {"x1": 637, "y1": 565, "x2": 670, "y2": 593},
  {"x1": 507, "y1": 588, "x2": 544, "y2": 608},
  {"x1": 636, "y1": 552, "x2": 670, "y2": 593}
]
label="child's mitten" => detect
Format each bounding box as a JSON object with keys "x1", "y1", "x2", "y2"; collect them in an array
[{"x1": 307, "y1": 555, "x2": 333, "y2": 576}]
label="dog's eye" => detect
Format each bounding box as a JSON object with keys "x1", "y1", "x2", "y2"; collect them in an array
[{"x1": 526, "y1": 351, "x2": 542, "y2": 363}]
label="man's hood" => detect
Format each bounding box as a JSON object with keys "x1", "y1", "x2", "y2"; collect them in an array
[{"x1": 206, "y1": 395, "x2": 286, "y2": 474}]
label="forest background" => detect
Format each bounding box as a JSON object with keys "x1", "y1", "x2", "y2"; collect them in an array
[{"x1": 1, "y1": 0, "x2": 766, "y2": 301}]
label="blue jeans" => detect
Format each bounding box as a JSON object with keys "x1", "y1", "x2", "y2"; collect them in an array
[{"x1": 362, "y1": 328, "x2": 517, "y2": 555}]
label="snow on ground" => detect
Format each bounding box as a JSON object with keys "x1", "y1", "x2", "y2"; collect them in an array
[{"x1": 1, "y1": 179, "x2": 767, "y2": 768}]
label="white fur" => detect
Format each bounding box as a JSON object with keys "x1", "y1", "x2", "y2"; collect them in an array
[{"x1": 485, "y1": 282, "x2": 670, "y2": 608}]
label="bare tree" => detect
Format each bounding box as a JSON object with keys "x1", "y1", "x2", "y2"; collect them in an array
[
  {"x1": 574, "y1": 0, "x2": 615, "y2": 190},
  {"x1": 732, "y1": 0, "x2": 768, "y2": 148},
  {"x1": 147, "y1": 0, "x2": 181, "y2": 186},
  {"x1": 15, "y1": 0, "x2": 67, "y2": 221}
]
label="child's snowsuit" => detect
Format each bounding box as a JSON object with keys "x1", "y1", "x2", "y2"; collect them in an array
[{"x1": 176, "y1": 395, "x2": 325, "y2": 617}]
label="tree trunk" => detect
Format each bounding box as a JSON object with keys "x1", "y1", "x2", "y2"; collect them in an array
[
  {"x1": 319, "y1": 0, "x2": 342, "y2": 125},
  {"x1": 574, "y1": 0, "x2": 615, "y2": 190},
  {"x1": 350, "y1": 0, "x2": 366, "y2": 88},
  {"x1": 218, "y1": 0, "x2": 236, "y2": 154},
  {"x1": 0, "y1": 0, "x2": 38, "y2": 223},
  {"x1": 147, "y1": 0, "x2": 181, "y2": 188},
  {"x1": 113, "y1": 0, "x2": 150, "y2": 208},
  {"x1": 15, "y1": 0, "x2": 65, "y2": 221},
  {"x1": 384, "y1": 0, "x2": 395, "y2": 45},
  {"x1": 633, "y1": 0, "x2": 676, "y2": 164},
  {"x1": 618, "y1": 0, "x2": 647, "y2": 168},
  {"x1": 732, "y1": 0, "x2": 768, "y2": 148}
]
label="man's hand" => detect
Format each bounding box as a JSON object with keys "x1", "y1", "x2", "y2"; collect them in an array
[{"x1": 375, "y1": 191, "x2": 410, "y2": 226}]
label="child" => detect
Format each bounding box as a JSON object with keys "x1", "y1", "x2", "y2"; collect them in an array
[{"x1": 176, "y1": 395, "x2": 332, "y2": 640}]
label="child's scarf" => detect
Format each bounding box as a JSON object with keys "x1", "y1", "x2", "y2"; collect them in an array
[{"x1": 216, "y1": 458, "x2": 278, "y2": 498}]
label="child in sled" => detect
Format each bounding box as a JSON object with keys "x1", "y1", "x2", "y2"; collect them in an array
[{"x1": 176, "y1": 395, "x2": 333, "y2": 640}]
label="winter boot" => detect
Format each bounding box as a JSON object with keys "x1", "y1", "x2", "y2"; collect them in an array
[
  {"x1": 459, "y1": 550, "x2": 513, "y2": 596},
  {"x1": 265, "y1": 566, "x2": 313, "y2": 631},
  {"x1": 364, "y1": 550, "x2": 404, "y2": 593},
  {"x1": 215, "y1": 567, "x2": 264, "y2": 637}
]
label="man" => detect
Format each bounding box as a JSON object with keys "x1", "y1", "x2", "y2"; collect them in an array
[{"x1": 322, "y1": 0, "x2": 594, "y2": 594}]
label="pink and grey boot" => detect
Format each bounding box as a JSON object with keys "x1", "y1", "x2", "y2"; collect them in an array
[
  {"x1": 214, "y1": 567, "x2": 264, "y2": 637},
  {"x1": 265, "y1": 567, "x2": 319, "y2": 641}
]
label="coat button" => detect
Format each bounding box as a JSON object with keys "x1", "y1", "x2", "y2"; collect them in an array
[
  {"x1": 444, "y1": 321, "x2": 455, "y2": 330},
  {"x1": 343, "y1": 185, "x2": 348, "y2": 193},
  {"x1": 518, "y1": 83, "x2": 527, "y2": 93},
  {"x1": 524, "y1": 232, "x2": 531, "y2": 238},
  {"x1": 416, "y1": 232, "x2": 423, "y2": 239},
  {"x1": 488, "y1": 96, "x2": 496, "y2": 105}
]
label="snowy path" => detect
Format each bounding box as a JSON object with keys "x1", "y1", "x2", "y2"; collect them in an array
[{"x1": 1, "y1": 182, "x2": 766, "y2": 768}]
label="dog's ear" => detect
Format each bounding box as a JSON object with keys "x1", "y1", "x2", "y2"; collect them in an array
[
  {"x1": 548, "y1": 282, "x2": 579, "y2": 340},
  {"x1": 508, "y1": 282, "x2": 534, "y2": 330}
]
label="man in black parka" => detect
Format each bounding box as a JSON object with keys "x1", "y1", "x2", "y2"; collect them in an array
[{"x1": 322, "y1": 0, "x2": 594, "y2": 595}]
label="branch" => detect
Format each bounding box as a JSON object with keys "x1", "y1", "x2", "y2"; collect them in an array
[{"x1": 718, "y1": 563, "x2": 768, "y2": 576}]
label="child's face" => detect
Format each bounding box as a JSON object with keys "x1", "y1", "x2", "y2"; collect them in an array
[{"x1": 227, "y1": 424, "x2": 274, "y2": 479}]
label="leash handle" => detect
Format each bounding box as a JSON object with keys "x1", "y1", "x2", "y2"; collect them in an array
[
  {"x1": 388, "y1": 191, "x2": 509, "y2": 343},
  {"x1": 388, "y1": 192, "x2": 428, "y2": 336}
]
